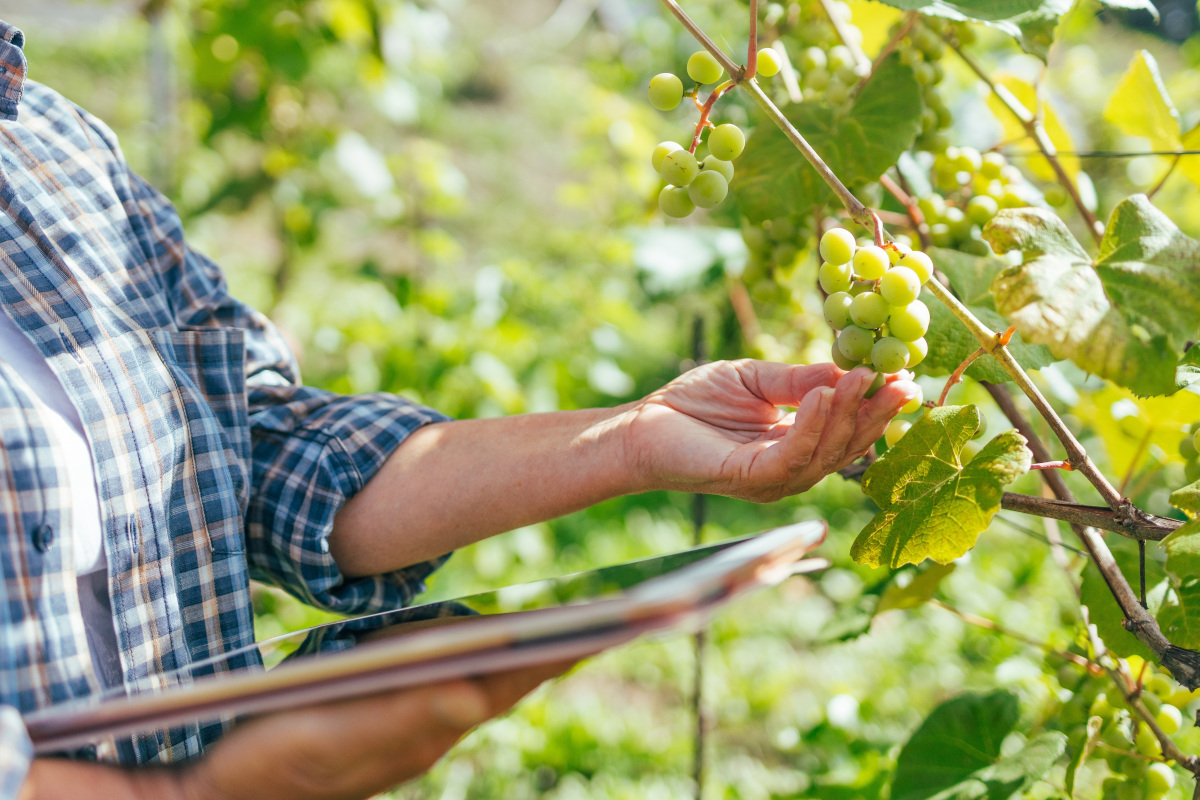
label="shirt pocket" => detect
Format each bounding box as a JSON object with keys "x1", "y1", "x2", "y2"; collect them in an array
[{"x1": 148, "y1": 327, "x2": 250, "y2": 556}]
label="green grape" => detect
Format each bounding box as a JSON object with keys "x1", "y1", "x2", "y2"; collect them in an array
[
  {"x1": 658, "y1": 186, "x2": 695, "y2": 218},
  {"x1": 852, "y1": 245, "x2": 890, "y2": 280},
  {"x1": 837, "y1": 325, "x2": 875, "y2": 362},
  {"x1": 905, "y1": 337, "x2": 928, "y2": 367},
  {"x1": 961, "y1": 440, "x2": 982, "y2": 463},
  {"x1": 804, "y1": 67, "x2": 831, "y2": 91},
  {"x1": 799, "y1": 46, "x2": 828, "y2": 71},
  {"x1": 1135, "y1": 726, "x2": 1161, "y2": 756},
  {"x1": 828, "y1": 45, "x2": 854, "y2": 70},
  {"x1": 824, "y1": 291, "x2": 854, "y2": 330},
  {"x1": 972, "y1": 414, "x2": 988, "y2": 440},
  {"x1": 980, "y1": 152, "x2": 1005, "y2": 179},
  {"x1": 929, "y1": 224, "x2": 952, "y2": 248},
  {"x1": 688, "y1": 170, "x2": 728, "y2": 208},
  {"x1": 888, "y1": 300, "x2": 930, "y2": 342},
  {"x1": 648, "y1": 73, "x2": 684, "y2": 111},
  {"x1": 1156, "y1": 704, "x2": 1182, "y2": 735},
  {"x1": 944, "y1": 206, "x2": 971, "y2": 240},
  {"x1": 819, "y1": 261, "x2": 854, "y2": 294},
  {"x1": 772, "y1": 244, "x2": 799, "y2": 267},
  {"x1": 1117, "y1": 781, "x2": 1145, "y2": 800},
  {"x1": 826, "y1": 82, "x2": 851, "y2": 105},
  {"x1": 756, "y1": 47, "x2": 782, "y2": 77},
  {"x1": 872, "y1": 336, "x2": 910, "y2": 373},
  {"x1": 967, "y1": 195, "x2": 999, "y2": 226},
  {"x1": 768, "y1": 216, "x2": 795, "y2": 242},
  {"x1": 913, "y1": 61, "x2": 936, "y2": 85},
  {"x1": 708, "y1": 124, "x2": 745, "y2": 161},
  {"x1": 850, "y1": 292, "x2": 889, "y2": 329},
  {"x1": 1187, "y1": 458, "x2": 1200, "y2": 483},
  {"x1": 885, "y1": 419, "x2": 911, "y2": 447},
  {"x1": 1146, "y1": 674, "x2": 1174, "y2": 700},
  {"x1": 880, "y1": 266, "x2": 921, "y2": 305},
  {"x1": 652, "y1": 141, "x2": 684, "y2": 173},
  {"x1": 687, "y1": 50, "x2": 724, "y2": 84},
  {"x1": 897, "y1": 253, "x2": 931, "y2": 287},
  {"x1": 1091, "y1": 693, "x2": 1117, "y2": 721},
  {"x1": 886, "y1": 242, "x2": 911, "y2": 265},
  {"x1": 901, "y1": 385, "x2": 924, "y2": 414},
  {"x1": 1145, "y1": 763, "x2": 1175, "y2": 796},
  {"x1": 952, "y1": 146, "x2": 982, "y2": 174},
  {"x1": 820, "y1": 228, "x2": 857, "y2": 266},
  {"x1": 1181, "y1": 432, "x2": 1200, "y2": 461},
  {"x1": 1193, "y1": 427, "x2": 1200, "y2": 455},
  {"x1": 701, "y1": 155, "x2": 735, "y2": 182},
  {"x1": 1122, "y1": 755, "x2": 1152, "y2": 780},
  {"x1": 865, "y1": 371, "x2": 887, "y2": 399},
  {"x1": 660, "y1": 149, "x2": 699, "y2": 187},
  {"x1": 831, "y1": 341, "x2": 861, "y2": 371},
  {"x1": 999, "y1": 189, "x2": 1025, "y2": 209}
]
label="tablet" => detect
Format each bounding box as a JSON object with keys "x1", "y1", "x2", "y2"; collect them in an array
[{"x1": 24, "y1": 521, "x2": 827, "y2": 754}]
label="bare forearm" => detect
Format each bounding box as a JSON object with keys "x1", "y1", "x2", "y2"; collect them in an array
[
  {"x1": 19, "y1": 759, "x2": 184, "y2": 800},
  {"x1": 330, "y1": 406, "x2": 639, "y2": 577}
]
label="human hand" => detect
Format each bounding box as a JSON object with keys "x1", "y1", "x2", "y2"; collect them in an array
[
  {"x1": 622, "y1": 360, "x2": 918, "y2": 502},
  {"x1": 175, "y1": 662, "x2": 570, "y2": 800}
]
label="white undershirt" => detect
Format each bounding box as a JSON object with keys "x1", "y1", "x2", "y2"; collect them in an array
[{"x1": 0, "y1": 311, "x2": 120, "y2": 688}]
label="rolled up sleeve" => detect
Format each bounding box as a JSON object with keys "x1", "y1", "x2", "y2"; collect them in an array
[
  {"x1": 0, "y1": 706, "x2": 32, "y2": 800},
  {"x1": 246, "y1": 383, "x2": 453, "y2": 614}
]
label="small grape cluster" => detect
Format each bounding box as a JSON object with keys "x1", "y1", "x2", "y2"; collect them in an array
[
  {"x1": 647, "y1": 49, "x2": 782, "y2": 219},
  {"x1": 795, "y1": 42, "x2": 866, "y2": 107},
  {"x1": 892, "y1": 17, "x2": 959, "y2": 154},
  {"x1": 740, "y1": 215, "x2": 811, "y2": 275},
  {"x1": 1180, "y1": 423, "x2": 1200, "y2": 483},
  {"x1": 820, "y1": 226, "x2": 931, "y2": 390},
  {"x1": 918, "y1": 147, "x2": 1032, "y2": 256},
  {"x1": 1056, "y1": 655, "x2": 1190, "y2": 800}
]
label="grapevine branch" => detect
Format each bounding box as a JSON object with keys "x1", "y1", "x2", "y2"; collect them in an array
[
  {"x1": 998, "y1": 492, "x2": 1180, "y2": 541},
  {"x1": 941, "y1": 35, "x2": 1103, "y2": 244},
  {"x1": 658, "y1": 0, "x2": 1200, "y2": 692},
  {"x1": 879, "y1": 173, "x2": 932, "y2": 250}
]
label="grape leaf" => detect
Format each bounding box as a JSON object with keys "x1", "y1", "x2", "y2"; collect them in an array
[
  {"x1": 985, "y1": 76, "x2": 1079, "y2": 180},
  {"x1": 1159, "y1": 520, "x2": 1200, "y2": 648},
  {"x1": 851, "y1": 406, "x2": 1032, "y2": 569},
  {"x1": 877, "y1": 562, "x2": 956, "y2": 612},
  {"x1": 1177, "y1": 345, "x2": 1200, "y2": 391},
  {"x1": 891, "y1": 691, "x2": 1067, "y2": 800},
  {"x1": 986, "y1": 197, "x2": 1200, "y2": 397},
  {"x1": 734, "y1": 55, "x2": 921, "y2": 223},
  {"x1": 1172, "y1": 483, "x2": 1200, "y2": 515},
  {"x1": 1080, "y1": 535, "x2": 1169, "y2": 661},
  {"x1": 1104, "y1": 51, "x2": 1181, "y2": 153}
]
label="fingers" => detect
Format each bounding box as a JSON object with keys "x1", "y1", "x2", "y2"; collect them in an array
[
  {"x1": 736, "y1": 360, "x2": 844, "y2": 407},
  {"x1": 766, "y1": 387, "x2": 833, "y2": 476},
  {"x1": 835, "y1": 379, "x2": 920, "y2": 468},
  {"x1": 807, "y1": 367, "x2": 876, "y2": 474}
]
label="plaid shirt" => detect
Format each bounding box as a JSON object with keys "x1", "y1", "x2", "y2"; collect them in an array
[{"x1": 0, "y1": 22, "x2": 451, "y2": 796}]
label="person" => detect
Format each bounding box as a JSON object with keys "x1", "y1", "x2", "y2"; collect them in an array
[{"x1": 0, "y1": 19, "x2": 918, "y2": 800}]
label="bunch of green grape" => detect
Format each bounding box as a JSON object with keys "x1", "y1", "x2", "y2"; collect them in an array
[
  {"x1": 890, "y1": 17, "x2": 964, "y2": 154},
  {"x1": 918, "y1": 147, "x2": 1034, "y2": 255},
  {"x1": 740, "y1": 215, "x2": 812, "y2": 276},
  {"x1": 820, "y1": 225, "x2": 931, "y2": 388},
  {"x1": 1180, "y1": 423, "x2": 1200, "y2": 483},
  {"x1": 1053, "y1": 654, "x2": 1191, "y2": 799},
  {"x1": 647, "y1": 48, "x2": 781, "y2": 219}
]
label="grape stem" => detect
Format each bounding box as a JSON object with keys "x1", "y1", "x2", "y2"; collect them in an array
[
  {"x1": 851, "y1": 11, "x2": 917, "y2": 99},
  {"x1": 689, "y1": 81, "x2": 736, "y2": 154},
  {"x1": 746, "y1": 0, "x2": 758, "y2": 80},
  {"x1": 880, "y1": 173, "x2": 932, "y2": 250},
  {"x1": 937, "y1": 346, "x2": 984, "y2": 406},
  {"x1": 940, "y1": 34, "x2": 1104, "y2": 244},
  {"x1": 1029, "y1": 460, "x2": 1073, "y2": 471}
]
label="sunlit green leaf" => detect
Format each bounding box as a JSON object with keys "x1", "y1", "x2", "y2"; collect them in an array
[
  {"x1": 852, "y1": 406, "x2": 1032, "y2": 569},
  {"x1": 734, "y1": 55, "x2": 921, "y2": 222},
  {"x1": 986, "y1": 198, "x2": 1200, "y2": 396},
  {"x1": 892, "y1": 691, "x2": 1067, "y2": 800},
  {"x1": 1103, "y1": 51, "x2": 1181, "y2": 153}
]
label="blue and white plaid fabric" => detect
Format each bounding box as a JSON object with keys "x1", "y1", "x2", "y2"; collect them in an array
[{"x1": 0, "y1": 21, "x2": 450, "y2": 795}]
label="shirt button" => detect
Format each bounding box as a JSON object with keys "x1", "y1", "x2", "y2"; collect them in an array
[{"x1": 32, "y1": 524, "x2": 54, "y2": 552}]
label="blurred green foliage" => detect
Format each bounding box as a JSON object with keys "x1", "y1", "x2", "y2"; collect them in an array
[{"x1": 11, "y1": 0, "x2": 1200, "y2": 797}]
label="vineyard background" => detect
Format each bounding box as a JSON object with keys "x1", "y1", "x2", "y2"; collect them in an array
[{"x1": 5, "y1": 0, "x2": 1200, "y2": 797}]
